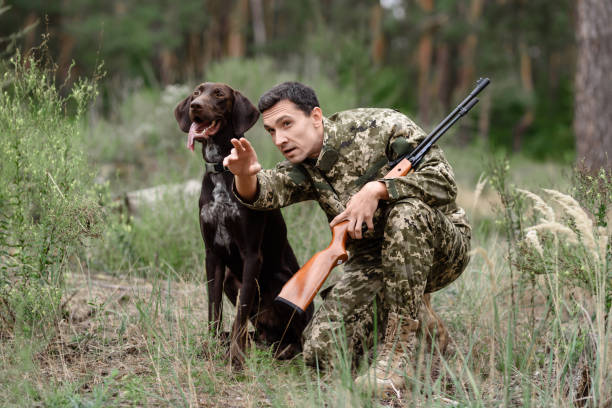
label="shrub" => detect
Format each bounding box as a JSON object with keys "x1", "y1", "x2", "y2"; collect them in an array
[
  {"x1": 488, "y1": 158, "x2": 611, "y2": 405},
  {"x1": 0, "y1": 47, "x2": 102, "y2": 337}
]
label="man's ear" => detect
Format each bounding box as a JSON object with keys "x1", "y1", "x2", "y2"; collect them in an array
[
  {"x1": 310, "y1": 106, "x2": 323, "y2": 127},
  {"x1": 174, "y1": 95, "x2": 193, "y2": 132},
  {"x1": 232, "y1": 91, "x2": 260, "y2": 135}
]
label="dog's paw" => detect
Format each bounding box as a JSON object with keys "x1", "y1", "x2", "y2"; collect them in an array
[
  {"x1": 273, "y1": 343, "x2": 301, "y2": 360},
  {"x1": 229, "y1": 342, "x2": 246, "y2": 370},
  {"x1": 218, "y1": 330, "x2": 231, "y2": 345}
]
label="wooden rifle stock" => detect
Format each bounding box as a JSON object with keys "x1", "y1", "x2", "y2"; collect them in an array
[
  {"x1": 275, "y1": 220, "x2": 350, "y2": 312},
  {"x1": 276, "y1": 78, "x2": 490, "y2": 314},
  {"x1": 275, "y1": 161, "x2": 415, "y2": 313}
]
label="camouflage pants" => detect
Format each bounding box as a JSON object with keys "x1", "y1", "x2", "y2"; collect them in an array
[{"x1": 302, "y1": 198, "x2": 471, "y2": 368}]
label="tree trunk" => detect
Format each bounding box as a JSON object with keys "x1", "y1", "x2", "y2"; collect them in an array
[
  {"x1": 158, "y1": 48, "x2": 177, "y2": 85},
  {"x1": 370, "y1": 3, "x2": 385, "y2": 65},
  {"x1": 575, "y1": 0, "x2": 612, "y2": 171},
  {"x1": 264, "y1": 0, "x2": 275, "y2": 40},
  {"x1": 416, "y1": 0, "x2": 434, "y2": 125},
  {"x1": 513, "y1": 41, "x2": 535, "y2": 152},
  {"x1": 204, "y1": 0, "x2": 231, "y2": 65},
  {"x1": 250, "y1": 0, "x2": 267, "y2": 48},
  {"x1": 227, "y1": 0, "x2": 249, "y2": 57},
  {"x1": 431, "y1": 43, "x2": 451, "y2": 113},
  {"x1": 456, "y1": 0, "x2": 484, "y2": 95},
  {"x1": 23, "y1": 13, "x2": 38, "y2": 52}
]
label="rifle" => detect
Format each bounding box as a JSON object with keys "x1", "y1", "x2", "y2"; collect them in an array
[{"x1": 275, "y1": 78, "x2": 491, "y2": 314}]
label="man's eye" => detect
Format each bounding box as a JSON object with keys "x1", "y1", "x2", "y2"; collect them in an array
[{"x1": 283, "y1": 121, "x2": 291, "y2": 127}]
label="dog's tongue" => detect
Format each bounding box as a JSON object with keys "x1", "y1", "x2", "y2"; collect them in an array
[{"x1": 187, "y1": 122, "x2": 201, "y2": 152}]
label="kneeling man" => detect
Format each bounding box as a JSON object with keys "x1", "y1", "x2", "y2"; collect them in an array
[{"x1": 223, "y1": 81, "x2": 470, "y2": 395}]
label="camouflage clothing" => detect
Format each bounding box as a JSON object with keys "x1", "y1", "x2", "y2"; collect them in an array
[{"x1": 234, "y1": 108, "x2": 470, "y2": 367}]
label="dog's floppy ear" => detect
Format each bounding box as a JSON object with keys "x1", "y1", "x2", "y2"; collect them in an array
[
  {"x1": 174, "y1": 95, "x2": 193, "y2": 132},
  {"x1": 232, "y1": 91, "x2": 260, "y2": 135}
]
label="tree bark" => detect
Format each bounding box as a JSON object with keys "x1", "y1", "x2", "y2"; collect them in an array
[
  {"x1": 227, "y1": 0, "x2": 249, "y2": 57},
  {"x1": 370, "y1": 3, "x2": 385, "y2": 65},
  {"x1": 250, "y1": 0, "x2": 267, "y2": 48},
  {"x1": 456, "y1": 0, "x2": 484, "y2": 95},
  {"x1": 416, "y1": 0, "x2": 435, "y2": 125},
  {"x1": 431, "y1": 43, "x2": 451, "y2": 112},
  {"x1": 478, "y1": 89, "x2": 491, "y2": 143},
  {"x1": 575, "y1": 0, "x2": 612, "y2": 171},
  {"x1": 513, "y1": 41, "x2": 534, "y2": 152},
  {"x1": 23, "y1": 13, "x2": 38, "y2": 52}
]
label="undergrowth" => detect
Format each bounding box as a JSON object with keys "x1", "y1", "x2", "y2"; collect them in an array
[
  {"x1": 0, "y1": 43, "x2": 102, "y2": 338},
  {"x1": 487, "y1": 158, "x2": 611, "y2": 407}
]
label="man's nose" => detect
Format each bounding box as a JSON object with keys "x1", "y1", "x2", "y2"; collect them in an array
[{"x1": 274, "y1": 131, "x2": 288, "y2": 146}]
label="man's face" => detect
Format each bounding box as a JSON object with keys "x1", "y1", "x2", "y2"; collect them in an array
[{"x1": 262, "y1": 100, "x2": 324, "y2": 163}]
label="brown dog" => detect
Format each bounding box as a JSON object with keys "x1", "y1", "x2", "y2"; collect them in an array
[{"x1": 174, "y1": 83, "x2": 313, "y2": 367}]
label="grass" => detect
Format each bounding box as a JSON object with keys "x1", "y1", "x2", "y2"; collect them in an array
[
  {"x1": 1, "y1": 56, "x2": 610, "y2": 407},
  {"x1": 4, "y1": 162, "x2": 607, "y2": 407},
  {"x1": 3, "y1": 203, "x2": 607, "y2": 406}
]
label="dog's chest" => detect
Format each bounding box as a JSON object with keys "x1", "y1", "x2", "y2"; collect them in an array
[
  {"x1": 204, "y1": 142, "x2": 224, "y2": 163},
  {"x1": 200, "y1": 175, "x2": 241, "y2": 250}
]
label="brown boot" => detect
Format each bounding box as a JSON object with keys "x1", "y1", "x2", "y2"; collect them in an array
[{"x1": 354, "y1": 311, "x2": 420, "y2": 398}]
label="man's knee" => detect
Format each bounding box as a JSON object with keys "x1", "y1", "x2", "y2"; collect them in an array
[
  {"x1": 385, "y1": 198, "x2": 437, "y2": 235},
  {"x1": 383, "y1": 198, "x2": 437, "y2": 263}
]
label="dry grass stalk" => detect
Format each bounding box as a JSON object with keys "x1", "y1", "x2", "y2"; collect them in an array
[
  {"x1": 524, "y1": 229, "x2": 544, "y2": 256},
  {"x1": 526, "y1": 222, "x2": 579, "y2": 245},
  {"x1": 543, "y1": 189, "x2": 596, "y2": 252},
  {"x1": 517, "y1": 188, "x2": 608, "y2": 263},
  {"x1": 516, "y1": 188, "x2": 555, "y2": 222},
  {"x1": 471, "y1": 173, "x2": 489, "y2": 214}
]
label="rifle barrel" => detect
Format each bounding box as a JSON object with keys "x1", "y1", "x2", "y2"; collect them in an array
[{"x1": 389, "y1": 77, "x2": 490, "y2": 169}]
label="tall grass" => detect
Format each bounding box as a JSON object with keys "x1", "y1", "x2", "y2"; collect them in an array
[{"x1": 0, "y1": 46, "x2": 102, "y2": 338}]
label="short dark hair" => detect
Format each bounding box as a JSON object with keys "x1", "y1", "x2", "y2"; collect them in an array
[{"x1": 258, "y1": 81, "x2": 320, "y2": 115}]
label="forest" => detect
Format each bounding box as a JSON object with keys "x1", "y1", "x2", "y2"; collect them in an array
[{"x1": 0, "y1": 1, "x2": 610, "y2": 406}]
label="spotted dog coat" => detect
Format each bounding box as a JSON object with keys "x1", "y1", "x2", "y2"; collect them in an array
[
  {"x1": 174, "y1": 83, "x2": 313, "y2": 367},
  {"x1": 234, "y1": 108, "x2": 471, "y2": 367}
]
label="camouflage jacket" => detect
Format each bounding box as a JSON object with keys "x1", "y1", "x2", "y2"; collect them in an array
[{"x1": 234, "y1": 108, "x2": 470, "y2": 240}]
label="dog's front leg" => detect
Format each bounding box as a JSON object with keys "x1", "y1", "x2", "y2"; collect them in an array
[
  {"x1": 229, "y1": 253, "x2": 262, "y2": 368},
  {"x1": 205, "y1": 250, "x2": 225, "y2": 336}
]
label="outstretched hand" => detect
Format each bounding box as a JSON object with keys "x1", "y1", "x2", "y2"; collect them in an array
[{"x1": 223, "y1": 138, "x2": 262, "y2": 176}]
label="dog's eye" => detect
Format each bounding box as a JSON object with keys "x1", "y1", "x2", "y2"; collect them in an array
[
  {"x1": 193, "y1": 90, "x2": 201, "y2": 96},
  {"x1": 214, "y1": 90, "x2": 224, "y2": 97}
]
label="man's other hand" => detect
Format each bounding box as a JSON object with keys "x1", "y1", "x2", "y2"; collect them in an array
[{"x1": 329, "y1": 181, "x2": 389, "y2": 239}]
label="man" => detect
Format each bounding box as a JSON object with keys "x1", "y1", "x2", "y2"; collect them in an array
[{"x1": 223, "y1": 82, "x2": 470, "y2": 395}]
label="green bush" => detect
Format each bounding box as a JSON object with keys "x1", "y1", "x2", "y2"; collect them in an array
[
  {"x1": 91, "y1": 193, "x2": 205, "y2": 281},
  {"x1": 0, "y1": 49, "x2": 102, "y2": 336},
  {"x1": 488, "y1": 159, "x2": 611, "y2": 405}
]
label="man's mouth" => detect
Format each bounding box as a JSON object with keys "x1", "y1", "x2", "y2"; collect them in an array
[
  {"x1": 283, "y1": 147, "x2": 296, "y2": 155},
  {"x1": 187, "y1": 120, "x2": 221, "y2": 151}
]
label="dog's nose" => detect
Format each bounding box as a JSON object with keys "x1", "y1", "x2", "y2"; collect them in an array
[{"x1": 190, "y1": 100, "x2": 203, "y2": 110}]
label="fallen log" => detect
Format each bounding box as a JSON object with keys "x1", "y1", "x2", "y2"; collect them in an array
[{"x1": 123, "y1": 179, "x2": 201, "y2": 216}]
